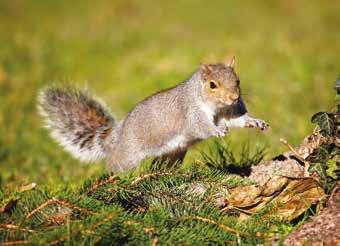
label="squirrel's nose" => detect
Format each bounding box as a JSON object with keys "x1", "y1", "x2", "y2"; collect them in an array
[{"x1": 229, "y1": 93, "x2": 239, "y2": 101}]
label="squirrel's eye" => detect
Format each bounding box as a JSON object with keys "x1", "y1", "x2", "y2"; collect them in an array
[
  {"x1": 236, "y1": 80, "x2": 240, "y2": 85},
  {"x1": 210, "y1": 81, "x2": 217, "y2": 89}
]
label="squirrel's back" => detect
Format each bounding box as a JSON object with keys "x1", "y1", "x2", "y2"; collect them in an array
[{"x1": 118, "y1": 83, "x2": 188, "y2": 148}]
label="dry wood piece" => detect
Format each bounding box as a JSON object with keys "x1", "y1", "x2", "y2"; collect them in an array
[
  {"x1": 19, "y1": 183, "x2": 37, "y2": 192},
  {"x1": 284, "y1": 183, "x2": 340, "y2": 246},
  {"x1": 215, "y1": 148, "x2": 324, "y2": 222},
  {"x1": 151, "y1": 237, "x2": 159, "y2": 246},
  {"x1": 295, "y1": 127, "x2": 330, "y2": 160},
  {"x1": 261, "y1": 176, "x2": 288, "y2": 197},
  {"x1": 219, "y1": 178, "x2": 324, "y2": 222},
  {"x1": 249, "y1": 152, "x2": 305, "y2": 186},
  {"x1": 228, "y1": 185, "x2": 263, "y2": 208},
  {"x1": 266, "y1": 178, "x2": 324, "y2": 221}
]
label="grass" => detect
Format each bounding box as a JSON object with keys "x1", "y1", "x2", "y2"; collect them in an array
[{"x1": 0, "y1": 0, "x2": 339, "y2": 190}]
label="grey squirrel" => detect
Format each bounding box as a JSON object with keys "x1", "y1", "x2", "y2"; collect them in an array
[{"x1": 38, "y1": 57, "x2": 269, "y2": 172}]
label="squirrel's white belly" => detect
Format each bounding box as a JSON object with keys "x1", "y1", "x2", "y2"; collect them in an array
[
  {"x1": 156, "y1": 135, "x2": 187, "y2": 155},
  {"x1": 168, "y1": 135, "x2": 187, "y2": 149}
]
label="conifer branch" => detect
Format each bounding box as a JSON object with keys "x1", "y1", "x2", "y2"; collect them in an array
[
  {"x1": 26, "y1": 198, "x2": 56, "y2": 219},
  {"x1": 47, "y1": 235, "x2": 69, "y2": 246},
  {"x1": 124, "y1": 220, "x2": 155, "y2": 234},
  {"x1": 92, "y1": 214, "x2": 117, "y2": 230},
  {"x1": 179, "y1": 216, "x2": 238, "y2": 234},
  {"x1": 0, "y1": 240, "x2": 28, "y2": 246},
  {"x1": 86, "y1": 175, "x2": 119, "y2": 195},
  {"x1": 131, "y1": 172, "x2": 174, "y2": 185},
  {"x1": 26, "y1": 197, "x2": 96, "y2": 219},
  {"x1": 0, "y1": 224, "x2": 35, "y2": 233},
  {"x1": 50, "y1": 198, "x2": 97, "y2": 215}
]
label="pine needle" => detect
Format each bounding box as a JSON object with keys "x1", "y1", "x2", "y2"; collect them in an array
[
  {"x1": 179, "y1": 216, "x2": 239, "y2": 234},
  {"x1": 131, "y1": 172, "x2": 174, "y2": 186},
  {"x1": 26, "y1": 197, "x2": 96, "y2": 219},
  {"x1": 86, "y1": 175, "x2": 119, "y2": 195}
]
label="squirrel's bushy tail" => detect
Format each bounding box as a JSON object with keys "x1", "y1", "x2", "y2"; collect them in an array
[{"x1": 38, "y1": 86, "x2": 115, "y2": 163}]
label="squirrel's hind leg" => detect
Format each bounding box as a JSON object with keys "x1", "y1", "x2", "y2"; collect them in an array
[
  {"x1": 153, "y1": 149, "x2": 187, "y2": 168},
  {"x1": 106, "y1": 149, "x2": 146, "y2": 172}
]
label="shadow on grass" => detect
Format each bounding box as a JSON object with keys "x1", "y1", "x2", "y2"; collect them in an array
[{"x1": 201, "y1": 139, "x2": 266, "y2": 177}]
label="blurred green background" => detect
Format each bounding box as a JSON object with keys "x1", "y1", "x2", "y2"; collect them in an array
[{"x1": 0, "y1": 0, "x2": 339, "y2": 188}]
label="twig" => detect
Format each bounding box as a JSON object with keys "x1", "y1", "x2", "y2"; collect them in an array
[
  {"x1": 277, "y1": 175, "x2": 322, "y2": 187},
  {"x1": 26, "y1": 198, "x2": 56, "y2": 219},
  {"x1": 131, "y1": 172, "x2": 174, "y2": 186},
  {"x1": 0, "y1": 224, "x2": 35, "y2": 233},
  {"x1": 0, "y1": 240, "x2": 28, "y2": 246},
  {"x1": 277, "y1": 175, "x2": 316, "y2": 181},
  {"x1": 26, "y1": 197, "x2": 96, "y2": 219},
  {"x1": 47, "y1": 227, "x2": 96, "y2": 245},
  {"x1": 279, "y1": 138, "x2": 306, "y2": 163},
  {"x1": 19, "y1": 182, "x2": 37, "y2": 192},
  {"x1": 124, "y1": 220, "x2": 155, "y2": 235},
  {"x1": 86, "y1": 175, "x2": 119, "y2": 195},
  {"x1": 180, "y1": 216, "x2": 239, "y2": 234},
  {"x1": 47, "y1": 235, "x2": 68, "y2": 246},
  {"x1": 220, "y1": 205, "x2": 254, "y2": 215},
  {"x1": 151, "y1": 237, "x2": 159, "y2": 246},
  {"x1": 328, "y1": 183, "x2": 340, "y2": 203},
  {"x1": 92, "y1": 213, "x2": 117, "y2": 230},
  {"x1": 55, "y1": 199, "x2": 96, "y2": 215}
]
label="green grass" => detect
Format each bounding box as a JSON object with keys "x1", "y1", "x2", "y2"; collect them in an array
[{"x1": 0, "y1": 0, "x2": 339, "y2": 189}]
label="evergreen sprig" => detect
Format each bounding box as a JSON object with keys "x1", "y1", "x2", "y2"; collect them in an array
[
  {"x1": 0, "y1": 150, "x2": 287, "y2": 245},
  {"x1": 1, "y1": 81, "x2": 338, "y2": 245}
]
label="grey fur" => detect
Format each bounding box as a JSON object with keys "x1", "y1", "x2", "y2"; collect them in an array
[{"x1": 38, "y1": 64, "x2": 269, "y2": 172}]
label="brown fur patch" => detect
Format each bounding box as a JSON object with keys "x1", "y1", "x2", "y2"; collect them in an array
[
  {"x1": 200, "y1": 64, "x2": 240, "y2": 107},
  {"x1": 102, "y1": 127, "x2": 113, "y2": 139}
]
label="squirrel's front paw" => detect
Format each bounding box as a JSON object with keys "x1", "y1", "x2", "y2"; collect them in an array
[
  {"x1": 215, "y1": 126, "x2": 229, "y2": 137},
  {"x1": 245, "y1": 118, "x2": 269, "y2": 131}
]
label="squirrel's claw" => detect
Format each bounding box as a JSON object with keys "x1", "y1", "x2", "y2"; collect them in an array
[
  {"x1": 219, "y1": 127, "x2": 229, "y2": 137},
  {"x1": 215, "y1": 126, "x2": 229, "y2": 137},
  {"x1": 245, "y1": 118, "x2": 269, "y2": 131}
]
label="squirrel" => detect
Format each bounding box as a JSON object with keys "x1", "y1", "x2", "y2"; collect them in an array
[{"x1": 38, "y1": 57, "x2": 269, "y2": 172}]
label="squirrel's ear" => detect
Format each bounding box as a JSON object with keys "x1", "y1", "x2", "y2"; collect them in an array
[
  {"x1": 225, "y1": 56, "x2": 236, "y2": 68},
  {"x1": 200, "y1": 63, "x2": 212, "y2": 75}
]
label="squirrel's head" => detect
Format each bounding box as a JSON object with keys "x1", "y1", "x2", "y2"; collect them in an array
[{"x1": 200, "y1": 57, "x2": 240, "y2": 108}]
